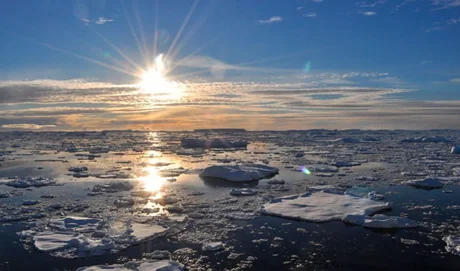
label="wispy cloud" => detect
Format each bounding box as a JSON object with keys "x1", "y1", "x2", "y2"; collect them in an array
[
  {"x1": 1, "y1": 124, "x2": 56, "y2": 130},
  {"x1": 303, "y1": 12, "x2": 318, "y2": 17},
  {"x1": 356, "y1": 1, "x2": 387, "y2": 8},
  {"x1": 308, "y1": 0, "x2": 324, "y2": 2},
  {"x1": 359, "y1": 11, "x2": 377, "y2": 16},
  {"x1": 426, "y1": 26, "x2": 444, "y2": 32},
  {"x1": 80, "y1": 17, "x2": 114, "y2": 25},
  {"x1": 450, "y1": 78, "x2": 460, "y2": 83},
  {"x1": 432, "y1": 0, "x2": 460, "y2": 10},
  {"x1": 257, "y1": 16, "x2": 283, "y2": 24}
]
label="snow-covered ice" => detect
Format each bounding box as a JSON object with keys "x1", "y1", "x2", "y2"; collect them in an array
[
  {"x1": 261, "y1": 191, "x2": 390, "y2": 222},
  {"x1": 202, "y1": 242, "x2": 224, "y2": 251},
  {"x1": 200, "y1": 164, "x2": 279, "y2": 182},
  {"x1": 49, "y1": 216, "x2": 101, "y2": 232}
]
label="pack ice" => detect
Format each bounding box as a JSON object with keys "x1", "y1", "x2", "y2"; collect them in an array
[
  {"x1": 76, "y1": 260, "x2": 184, "y2": 271},
  {"x1": 200, "y1": 164, "x2": 278, "y2": 182},
  {"x1": 402, "y1": 177, "x2": 443, "y2": 189}
]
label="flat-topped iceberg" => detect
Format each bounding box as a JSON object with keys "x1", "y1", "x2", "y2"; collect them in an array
[
  {"x1": 261, "y1": 191, "x2": 390, "y2": 222},
  {"x1": 402, "y1": 177, "x2": 443, "y2": 189},
  {"x1": 200, "y1": 164, "x2": 278, "y2": 182}
]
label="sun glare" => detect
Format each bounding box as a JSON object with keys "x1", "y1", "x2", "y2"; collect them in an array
[{"x1": 138, "y1": 54, "x2": 184, "y2": 99}]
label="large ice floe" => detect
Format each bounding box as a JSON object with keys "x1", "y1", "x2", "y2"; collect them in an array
[
  {"x1": 261, "y1": 191, "x2": 391, "y2": 222},
  {"x1": 17, "y1": 216, "x2": 170, "y2": 258},
  {"x1": 443, "y1": 236, "x2": 460, "y2": 255},
  {"x1": 402, "y1": 177, "x2": 444, "y2": 189},
  {"x1": 4, "y1": 177, "x2": 55, "y2": 188},
  {"x1": 76, "y1": 260, "x2": 184, "y2": 271},
  {"x1": 199, "y1": 164, "x2": 279, "y2": 182}
]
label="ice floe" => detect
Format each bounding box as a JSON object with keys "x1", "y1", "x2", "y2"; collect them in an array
[
  {"x1": 181, "y1": 138, "x2": 248, "y2": 149},
  {"x1": 230, "y1": 188, "x2": 257, "y2": 196},
  {"x1": 403, "y1": 177, "x2": 444, "y2": 189},
  {"x1": 76, "y1": 260, "x2": 184, "y2": 271},
  {"x1": 200, "y1": 164, "x2": 278, "y2": 182},
  {"x1": 202, "y1": 242, "x2": 224, "y2": 251},
  {"x1": 342, "y1": 214, "x2": 417, "y2": 228},
  {"x1": 443, "y1": 236, "x2": 460, "y2": 255},
  {"x1": 92, "y1": 182, "x2": 134, "y2": 193},
  {"x1": 4, "y1": 177, "x2": 55, "y2": 188},
  {"x1": 261, "y1": 191, "x2": 390, "y2": 222}
]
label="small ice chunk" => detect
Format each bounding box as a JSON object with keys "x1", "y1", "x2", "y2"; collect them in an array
[
  {"x1": 342, "y1": 214, "x2": 417, "y2": 228},
  {"x1": 262, "y1": 191, "x2": 390, "y2": 222},
  {"x1": 114, "y1": 198, "x2": 135, "y2": 208},
  {"x1": 451, "y1": 146, "x2": 460, "y2": 154},
  {"x1": 334, "y1": 161, "x2": 360, "y2": 167},
  {"x1": 443, "y1": 236, "x2": 460, "y2": 255},
  {"x1": 77, "y1": 266, "x2": 129, "y2": 271},
  {"x1": 230, "y1": 188, "x2": 257, "y2": 196},
  {"x1": 200, "y1": 164, "x2": 278, "y2": 182},
  {"x1": 147, "y1": 250, "x2": 171, "y2": 259},
  {"x1": 92, "y1": 182, "x2": 134, "y2": 193},
  {"x1": 6, "y1": 177, "x2": 55, "y2": 188},
  {"x1": 138, "y1": 260, "x2": 184, "y2": 271},
  {"x1": 68, "y1": 166, "x2": 88, "y2": 172},
  {"x1": 267, "y1": 179, "x2": 285, "y2": 185},
  {"x1": 368, "y1": 191, "x2": 384, "y2": 200},
  {"x1": 403, "y1": 177, "x2": 443, "y2": 189},
  {"x1": 23, "y1": 200, "x2": 39, "y2": 206},
  {"x1": 400, "y1": 238, "x2": 419, "y2": 245},
  {"x1": 0, "y1": 190, "x2": 10, "y2": 198},
  {"x1": 202, "y1": 242, "x2": 224, "y2": 251}
]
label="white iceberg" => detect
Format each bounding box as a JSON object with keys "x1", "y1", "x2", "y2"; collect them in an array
[
  {"x1": 342, "y1": 214, "x2": 417, "y2": 228},
  {"x1": 443, "y1": 236, "x2": 460, "y2": 255},
  {"x1": 200, "y1": 164, "x2": 278, "y2": 182},
  {"x1": 403, "y1": 177, "x2": 443, "y2": 189},
  {"x1": 261, "y1": 191, "x2": 390, "y2": 222}
]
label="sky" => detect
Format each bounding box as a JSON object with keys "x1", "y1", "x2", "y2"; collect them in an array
[{"x1": 0, "y1": 0, "x2": 459, "y2": 131}]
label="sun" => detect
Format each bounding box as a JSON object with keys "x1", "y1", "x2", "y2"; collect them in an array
[{"x1": 138, "y1": 54, "x2": 184, "y2": 99}]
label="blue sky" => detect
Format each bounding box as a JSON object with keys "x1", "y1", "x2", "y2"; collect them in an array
[{"x1": 0, "y1": 0, "x2": 459, "y2": 130}]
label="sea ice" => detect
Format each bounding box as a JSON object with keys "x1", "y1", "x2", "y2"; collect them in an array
[
  {"x1": 5, "y1": 177, "x2": 55, "y2": 188},
  {"x1": 200, "y1": 164, "x2": 279, "y2": 182},
  {"x1": 403, "y1": 177, "x2": 443, "y2": 189},
  {"x1": 92, "y1": 182, "x2": 134, "y2": 193},
  {"x1": 50, "y1": 216, "x2": 101, "y2": 232},
  {"x1": 342, "y1": 214, "x2": 417, "y2": 228},
  {"x1": 230, "y1": 188, "x2": 257, "y2": 196},
  {"x1": 267, "y1": 179, "x2": 285, "y2": 184},
  {"x1": 0, "y1": 190, "x2": 10, "y2": 198},
  {"x1": 261, "y1": 191, "x2": 390, "y2": 222},
  {"x1": 68, "y1": 166, "x2": 88, "y2": 172},
  {"x1": 33, "y1": 232, "x2": 77, "y2": 252},
  {"x1": 181, "y1": 138, "x2": 248, "y2": 149},
  {"x1": 443, "y1": 236, "x2": 460, "y2": 255},
  {"x1": 202, "y1": 242, "x2": 224, "y2": 251}
]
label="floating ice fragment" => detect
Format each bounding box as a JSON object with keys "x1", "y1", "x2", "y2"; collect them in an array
[
  {"x1": 5, "y1": 177, "x2": 55, "y2": 188},
  {"x1": 451, "y1": 146, "x2": 460, "y2": 154},
  {"x1": 443, "y1": 236, "x2": 460, "y2": 255},
  {"x1": 230, "y1": 188, "x2": 257, "y2": 196},
  {"x1": 262, "y1": 191, "x2": 390, "y2": 222},
  {"x1": 202, "y1": 242, "x2": 224, "y2": 251},
  {"x1": 200, "y1": 164, "x2": 278, "y2": 182},
  {"x1": 342, "y1": 214, "x2": 417, "y2": 228},
  {"x1": 402, "y1": 177, "x2": 443, "y2": 189}
]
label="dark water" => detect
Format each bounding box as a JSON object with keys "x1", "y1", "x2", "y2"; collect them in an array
[{"x1": 1, "y1": 186, "x2": 460, "y2": 270}]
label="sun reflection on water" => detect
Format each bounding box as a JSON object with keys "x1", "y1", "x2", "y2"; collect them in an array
[{"x1": 138, "y1": 166, "x2": 166, "y2": 193}]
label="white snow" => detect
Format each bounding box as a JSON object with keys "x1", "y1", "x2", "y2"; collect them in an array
[
  {"x1": 202, "y1": 242, "x2": 224, "y2": 251},
  {"x1": 200, "y1": 164, "x2": 279, "y2": 182},
  {"x1": 403, "y1": 177, "x2": 443, "y2": 189},
  {"x1": 5, "y1": 177, "x2": 55, "y2": 188},
  {"x1": 261, "y1": 191, "x2": 390, "y2": 222},
  {"x1": 443, "y1": 236, "x2": 460, "y2": 255},
  {"x1": 342, "y1": 214, "x2": 417, "y2": 228},
  {"x1": 230, "y1": 188, "x2": 257, "y2": 196}
]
